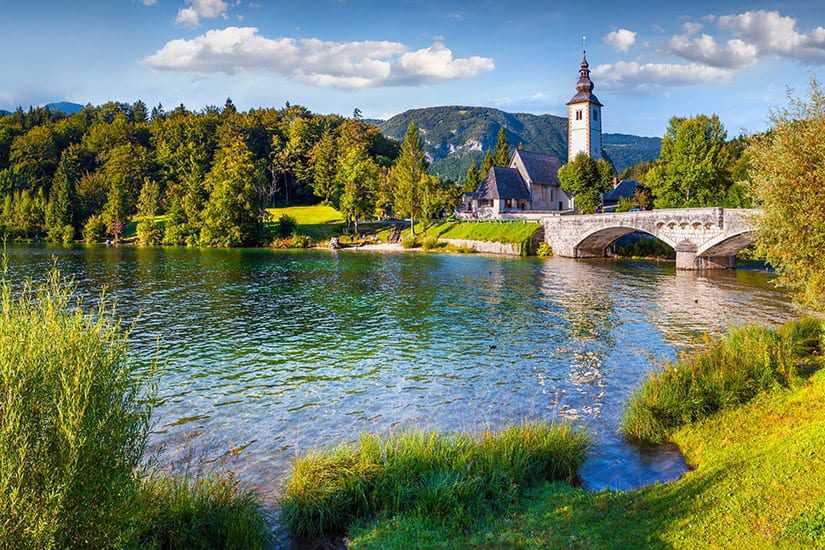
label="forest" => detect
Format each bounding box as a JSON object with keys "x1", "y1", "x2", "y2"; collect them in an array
[{"x1": 0, "y1": 100, "x2": 460, "y2": 246}]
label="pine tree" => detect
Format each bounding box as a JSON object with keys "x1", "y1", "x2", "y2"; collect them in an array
[
  {"x1": 493, "y1": 127, "x2": 510, "y2": 166},
  {"x1": 391, "y1": 123, "x2": 427, "y2": 236},
  {"x1": 480, "y1": 150, "x2": 494, "y2": 176},
  {"x1": 464, "y1": 162, "x2": 480, "y2": 192},
  {"x1": 200, "y1": 135, "x2": 262, "y2": 246},
  {"x1": 338, "y1": 146, "x2": 379, "y2": 234}
]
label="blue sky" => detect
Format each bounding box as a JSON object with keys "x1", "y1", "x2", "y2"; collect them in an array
[{"x1": 1, "y1": 0, "x2": 824, "y2": 136}]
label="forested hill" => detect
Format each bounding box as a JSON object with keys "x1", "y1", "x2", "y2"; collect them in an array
[{"x1": 373, "y1": 106, "x2": 661, "y2": 180}]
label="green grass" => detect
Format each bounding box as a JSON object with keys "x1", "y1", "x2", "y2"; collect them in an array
[
  {"x1": 130, "y1": 473, "x2": 270, "y2": 549},
  {"x1": 351, "y1": 368, "x2": 825, "y2": 549},
  {"x1": 281, "y1": 423, "x2": 587, "y2": 539},
  {"x1": 266, "y1": 205, "x2": 344, "y2": 242},
  {"x1": 623, "y1": 318, "x2": 824, "y2": 444}
]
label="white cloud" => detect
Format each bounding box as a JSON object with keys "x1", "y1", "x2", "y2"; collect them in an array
[
  {"x1": 143, "y1": 27, "x2": 494, "y2": 88},
  {"x1": 718, "y1": 9, "x2": 825, "y2": 62},
  {"x1": 142, "y1": 0, "x2": 158, "y2": 5},
  {"x1": 175, "y1": 0, "x2": 229, "y2": 27},
  {"x1": 592, "y1": 61, "x2": 731, "y2": 90},
  {"x1": 666, "y1": 33, "x2": 758, "y2": 68},
  {"x1": 603, "y1": 29, "x2": 636, "y2": 52}
]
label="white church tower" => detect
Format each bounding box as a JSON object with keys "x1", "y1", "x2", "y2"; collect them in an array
[{"x1": 567, "y1": 51, "x2": 603, "y2": 160}]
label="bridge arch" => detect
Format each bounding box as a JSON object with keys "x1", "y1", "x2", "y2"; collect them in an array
[
  {"x1": 696, "y1": 229, "x2": 756, "y2": 258},
  {"x1": 573, "y1": 225, "x2": 677, "y2": 257}
]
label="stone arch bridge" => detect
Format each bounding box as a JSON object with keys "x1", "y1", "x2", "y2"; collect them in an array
[{"x1": 537, "y1": 208, "x2": 760, "y2": 270}]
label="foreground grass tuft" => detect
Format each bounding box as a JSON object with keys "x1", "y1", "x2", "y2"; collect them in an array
[
  {"x1": 351, "y1": 368, "x2": 825, "y2": 549},
  {"x1": 281, "y1": 422, "x2": 587, "y2": 538},
  {"x1": 622, "y1": 318, "x2": 824, "y2": 444},
  {"x1": 131, "y1": 473, "x2": 270, "y2": 549}
]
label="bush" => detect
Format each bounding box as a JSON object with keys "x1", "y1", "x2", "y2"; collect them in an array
[
  {"x1": 131, "y1": 473, "x2": 270, "y2": 549},
  {"x1": 83, "y1": 214, "x2": 107, "y2": 243},
  {"x1": 0, "y1": 267, "x2": 153, "y2": 548},
  {"x1": 421, "y1": 236, "x2": 439, "y2": 251},
  {"x1": 274, "y1": 214, "x2": 298, "y2": 239},
  {"x1": 137, "y1": 220, "x2": 161, "y2": 246},
  {"x1": 615, "y1": 237, "x2": 675, "y2": 259},
  {"x1": 400, "y1": 235, "x2": 419, "y2": 249},
  {"x1": 281, "y1": 422, "x2": 588, "y2": 538},
  {"x1": 289, "y1": 233, "x2": 312, "y2": 249},
  {"x1": 623, "y1": 318, "x2": 824, "y2": 444},
  {"x1": 536, "y1": 242, "x2": 553, "y2": 258}
]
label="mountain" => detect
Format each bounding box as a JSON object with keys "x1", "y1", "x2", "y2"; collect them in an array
[
  {"x1": 373, "y1": 106, "x2": 661, "y2": 180},
  {"x1": 0, "y1": 109, "x2": 9, "y2": 117},
  {"x1": 45, "y1": 101, "x2": 84, "y2": 114}
]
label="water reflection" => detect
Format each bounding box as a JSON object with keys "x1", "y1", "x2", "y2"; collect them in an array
[{"x1": 3, "y1": 245, "x2": 794, "y2": 499}]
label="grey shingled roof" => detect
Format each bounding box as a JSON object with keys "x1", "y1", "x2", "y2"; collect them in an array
[
  {"x1": 513, "y1": 150, "x2": 562, "y2": 186},
  {"x1": 567, "y1": 91, "x2": 603, "y2": 106},
  {"x1": 602, "y1": 179, "x2": 639, "y2": 202},
  {"x1": 473, "y1": 167, "x2": 531, "y2": 200}
]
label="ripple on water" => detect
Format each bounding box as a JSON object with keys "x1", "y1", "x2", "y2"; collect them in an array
[{"x1": 4, "y1": 245, "x2": 795, "y2": 502}]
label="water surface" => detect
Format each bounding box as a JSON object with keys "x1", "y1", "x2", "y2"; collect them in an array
[{"x1": 4, "y1": 245, "x2": 794, "y2": 500}]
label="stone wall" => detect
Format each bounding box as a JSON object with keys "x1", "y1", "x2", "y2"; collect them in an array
[{"x1": 440, "y1": 238, "x2": 524, "y2": 256}]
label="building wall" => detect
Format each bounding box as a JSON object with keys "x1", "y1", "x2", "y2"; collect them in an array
[
  {"x1": 568, "y1": 102, "x2": 590, "y2": 160},
  {"x1": 589, "y1": 105, "x2": 602, "y2": 158}
]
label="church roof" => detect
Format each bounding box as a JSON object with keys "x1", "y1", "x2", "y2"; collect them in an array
[
  {"x1": 474, "y1": 167, "x2": 531, "y2": 200},
  {"x1": 602, "y1": 179, "x2": 640, "y2": 202},
  {"x1": 567, "y1": 51, "x2": 603, "y2": 106},
  {"x1": 512, "y1": 149, "x2": 562, "y2": 186}
]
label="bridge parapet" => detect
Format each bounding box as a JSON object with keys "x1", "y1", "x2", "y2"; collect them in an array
[{"x1": 540, "y1": 208, "x2": 761, "y2": 270}]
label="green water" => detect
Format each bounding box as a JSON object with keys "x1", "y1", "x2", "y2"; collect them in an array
[{"x1": 4, "y1": 244, "x2": 794, "y2": 500}]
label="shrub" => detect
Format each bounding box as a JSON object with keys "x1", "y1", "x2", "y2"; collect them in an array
[
  {"x1": 421, "y1": 236, "x2": 439, "y2": 251},
  {"x1": 0, "y1": 267, "x2": 153, "y2": 548},
  {"x1": 131, "y1": 473, "x2": 270, "y2": 549},
  {"x1": 536, "y1": 242, "x2": 553, "y2": 258},
  {"x1": 623, "y1": 318, "x2": 824, "y2": 444},
  {"x1": 615, "y1": 237, "x2": 675, "y2": 259},
  {"x1": 401, "y1": 235, "x2": 419, "y2": 249},
  {"x1": 274, "y1": 214, "x2": 298, "y2": 239},
  {"x1": 137, "y1": 219, "x2": 161, "y2": 246},
  {"x1": 289, "y1": 233, "x2": 312, "y2": 249},
  {"x1": 281, "y1": 422, "x2": 588, "y2": 538},
  {"x1": 83, "y1": 213, "x2": 107, "y2": 243}
]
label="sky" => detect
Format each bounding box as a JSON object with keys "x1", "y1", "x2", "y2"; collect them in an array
[{"x1": 1, "y1": 0, "x2": 824, "y2": 137}]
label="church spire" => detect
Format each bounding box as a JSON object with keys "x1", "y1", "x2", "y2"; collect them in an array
[{"x1": 576, "y1": 50, "x2": 594, "y2": 94}]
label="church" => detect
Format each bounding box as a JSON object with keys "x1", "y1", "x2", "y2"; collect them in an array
[{"x1": 463, "y1": 51, "x2": 607, "y2": 216}]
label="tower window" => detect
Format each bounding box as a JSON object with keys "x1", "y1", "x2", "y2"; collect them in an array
[
  {"x1": 593, "y1": 109, "x2": 598, "y2": 121},
  {"x1": 576, "y1": 110, "x2": 583, "y2": 120}
]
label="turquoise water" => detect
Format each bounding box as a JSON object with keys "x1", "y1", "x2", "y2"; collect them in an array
[{"x1": 4, "y1": 245, "x2": 794, "y2": 500}]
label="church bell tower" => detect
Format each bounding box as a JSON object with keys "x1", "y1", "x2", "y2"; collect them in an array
[{"x1": 567, "y1": 50, "x2": 603, "y2": 160}]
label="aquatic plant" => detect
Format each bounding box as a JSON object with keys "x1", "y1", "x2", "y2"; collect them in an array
[{"x1": 281, "y1": 422, "x2": 588, "y2": 538}]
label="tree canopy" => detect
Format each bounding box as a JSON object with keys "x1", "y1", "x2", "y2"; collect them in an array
[{"x1": 558, "y1": 153, "x2": 614, "y2": 214}]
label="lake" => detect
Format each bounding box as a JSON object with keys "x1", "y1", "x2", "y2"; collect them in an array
[{"x1": 3, "y1": 245, "x2": 794, "y2": 503}]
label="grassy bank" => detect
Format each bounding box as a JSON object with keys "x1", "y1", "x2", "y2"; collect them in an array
[
  {"x1": 267, "y1": 205, "x2": 344, "y2": 242},
  {"x1": 0, "y1": 266, "x2": 269, "y2": 549},
  {"x1": 281, "y1": 423, "x2": 587, "y2": 539},
  {"x1": 349, "y1": 320, "x2": 825, "y2": 549}
]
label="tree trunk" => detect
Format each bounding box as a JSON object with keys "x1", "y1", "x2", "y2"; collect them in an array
[{"x1": 410, "y1": 216, "x2": 415, "y2": 236}]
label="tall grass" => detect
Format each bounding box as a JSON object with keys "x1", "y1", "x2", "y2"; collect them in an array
[
  {"x1": 0, "y1": 266, "x2": 152, "y2": 548},
  {"x1": 623, "y1": 318, "x2": 824, "y2": 445},
  {"x1": 130, "y1": 473, "x2": 270, "y2": 549},
  {"x1": 0, "y1": 262, "x2": 270, "y2": 549},
  {"x1": 281, "y1": 422, "x2": 588, "y2": 538}
]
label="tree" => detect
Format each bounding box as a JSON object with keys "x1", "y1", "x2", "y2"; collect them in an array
[
  {"x1": 748, "y1": 78, "x2": 825, "y2": 310},
  {"x1": 480, "y1": 150, "x2": 494, "y2": 175},
  {"x1": 200, "y1": 135, "x2": 262, "y2": 246},
  {"x1": 557, "y1": 153, "x2": 614, "y2": 214},
  {"x1": 646, "y1": 115, "x2": 731, "y2": 208},
  {"x1": 493, "y1": 127, "x2": 509, "y2": 166},
  {"x1": 9, "y1": 125, "x2": 59, "y2": 192},
  {"x1": 338, "y1": 146, "x2": 379, "y2": 234},
  {"x1": 310, "y1": 127, "x2": 339, "y2": 205},
  {"x1": 391, "y1": 123, "x2": 426, "y2": 236},
  {"x1": 136, "y1": 178, "x2": 161, "y2": 245},
  {"x1": 464, "y1": 162, "x2": 480, "y2": 192},
  {"x1": 45, "y1": 163, "x2": 73, "y2": 243}
]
